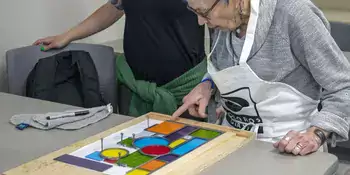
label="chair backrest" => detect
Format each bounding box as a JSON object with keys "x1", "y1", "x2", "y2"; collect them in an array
[
  {"x1": 344, "y1": 52, "x2": 350, "y2": 61},
  {"x1": 330, "y1": 22, "x2": 350, "y2": 52},
  {"x1": 6, "y1": 43, "x2": 118, "y2": 111}
]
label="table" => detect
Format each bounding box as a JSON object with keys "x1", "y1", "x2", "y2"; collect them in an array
[
  {"x1": 201, "y1": 140, "x2": 338, "y2": 175},
  {"x1": 0, "y1": 93, "x2": 339, "y2": 175},
  {"x1": 0, "y1": 93, "x2": 132, "y2": 173}
]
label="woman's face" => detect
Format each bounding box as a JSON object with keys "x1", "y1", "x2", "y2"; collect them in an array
[{"x1": 187, "y1": 0, "x2": 239, "y2": 31}]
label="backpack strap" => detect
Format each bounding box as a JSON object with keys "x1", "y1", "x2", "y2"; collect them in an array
[{"x1": 72, "y1": 51, "x2": 106, "y2": 108}]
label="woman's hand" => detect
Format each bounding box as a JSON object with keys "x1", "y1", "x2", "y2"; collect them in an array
[
  {"x1": 33, "y1": 33, "x2": 71, "y2": 51},
  {"x1": 273, "y1": 128, "x2": 327, "y2": 156},
  {"x1": 171, "y1": 81, "x2": 212, "y2": 120}
]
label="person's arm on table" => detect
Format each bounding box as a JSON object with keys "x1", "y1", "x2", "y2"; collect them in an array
[
  {"x1": 274, "y1": 4, "x2": 350, "y2": 155},
  {"x1": 33, "y1": 1, "x2": 124, "y2": 51}
]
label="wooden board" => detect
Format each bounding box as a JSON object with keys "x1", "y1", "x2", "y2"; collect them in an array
[{"x1": 3, "y1": 112, "x2": 254, "y2": 175}]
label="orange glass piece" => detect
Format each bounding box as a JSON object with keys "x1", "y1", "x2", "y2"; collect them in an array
[
  {"x1": 139, "y1": 159, "x2": 166, "y2": 171},
  {"x1": 146, "y1": 121, "x2": 185, "y2": 135}
]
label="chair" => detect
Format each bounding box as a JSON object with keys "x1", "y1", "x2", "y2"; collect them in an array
[
  {"x1": 330, "y1": 22, "x2": 350, "y2": 52},
  {"x1": 327, "y1": 22, "x2": 350, "y2": 161},
  {"x1": 6, "y1": 43, "x2": 118, "y2": 112}
]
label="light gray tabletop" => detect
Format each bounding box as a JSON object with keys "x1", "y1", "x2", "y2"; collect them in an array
[
  {"x1": 200, "y1": 140, "x2": 339, "y2": 175},
  {"x1": 0, "y1": 92, "x2": 132, "y2": 173},
  {"x1": 0, "y1": 92, "x2": 339, "y2": 175}
]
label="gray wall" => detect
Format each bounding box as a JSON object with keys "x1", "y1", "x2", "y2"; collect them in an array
[{"x1": 0, "y1": 0, "x2": 126, "y2": 92}]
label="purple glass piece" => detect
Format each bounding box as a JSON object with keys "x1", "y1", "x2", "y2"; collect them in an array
[
  {"x1": 157, "y1": 154, "x2": 179, "y2": 162},
  {"x1": 164, "y1": 126, "x2": 198, "y2": 142},
  {"x1": 164, "y1": 132, "x2": 182, "y2": 142},
  {"x1": 177, "y1": 125, "x2": 198, "y2": 135},
  {"x1": 54, "y1": 154, "x2": 112, "y2": 172}
]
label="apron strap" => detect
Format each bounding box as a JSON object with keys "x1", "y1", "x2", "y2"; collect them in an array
[
  {"x1": 239, "y1": 0, "x2": 260, "y2": 64},
  {"x1": 207, "y1": 31, "x2": 222, "y2": 61}
]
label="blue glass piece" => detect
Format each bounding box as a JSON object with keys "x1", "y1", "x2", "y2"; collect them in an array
[
  {"x1": 85, "y1": 151, "x2": 103, "y2": 161},
  {"x1": 133, "y1": 137, "x2": 169, "y2": 149},
  {"x1": 172, "y1": 138, "x2": 206, "y2": 156}
]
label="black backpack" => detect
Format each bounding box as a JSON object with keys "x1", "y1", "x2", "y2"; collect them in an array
[{"x1": 26, "y1": 50, "x2": 106, "y2": 108}]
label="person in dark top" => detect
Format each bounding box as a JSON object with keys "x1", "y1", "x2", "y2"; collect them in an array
[
  {"x1": 121, "y1": 0, "x2": 205, "y2": 85},
  {"x1": 33, "y1": 0, "x2": 207, "y2": 120}
]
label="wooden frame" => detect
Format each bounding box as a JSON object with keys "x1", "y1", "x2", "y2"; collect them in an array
[{"x1": 4, "y1": 112, "x2": 254, "y2": 175}]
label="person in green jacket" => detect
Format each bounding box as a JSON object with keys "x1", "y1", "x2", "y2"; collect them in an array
[{"x1": 33, "y1": 0, "x2": 207, "y2": 120}]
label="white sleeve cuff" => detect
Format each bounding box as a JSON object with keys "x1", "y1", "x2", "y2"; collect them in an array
[{"x1": 202, "y1": 73, "x2": 211, "y2": 81}]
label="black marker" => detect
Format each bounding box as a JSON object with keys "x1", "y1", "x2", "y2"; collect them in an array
[{"x1": 46, "y1": 110, "x2": 90, "y2": 120}]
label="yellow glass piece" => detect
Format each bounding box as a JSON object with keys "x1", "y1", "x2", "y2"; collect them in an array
[
  {"x1": 169, "y1": 138, "x2": 186, "y2": 148},
  {"x1": 127, "y1": 169, "x2": 150, "y2": 175},
  {"x1": 100, "y1": 148, "x2": 128, "y2": 159}
]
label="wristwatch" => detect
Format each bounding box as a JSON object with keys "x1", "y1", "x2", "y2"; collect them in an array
[
  {"x1": 314, "y1": 129, "x2": 336, "y2": 147},
  {"x1": 313, "y1": 129, "x2": 327, "y2": 145}
]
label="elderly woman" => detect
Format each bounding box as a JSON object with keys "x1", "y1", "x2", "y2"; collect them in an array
[{"x1": 172, "y1": 0, "x2": 350, "y2": 156}]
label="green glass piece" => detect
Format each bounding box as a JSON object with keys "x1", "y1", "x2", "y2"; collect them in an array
[
  {"x1": 190, "y1": 129, "x2": 221, "y2": 140},
  {"x1": 118, "y1": 137, "x2": 133, "y2": 147},
  {"x1": 118, "y1": 151, "x2": 153, "y2": 167}
]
